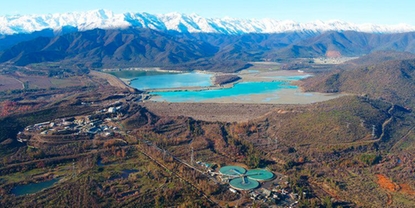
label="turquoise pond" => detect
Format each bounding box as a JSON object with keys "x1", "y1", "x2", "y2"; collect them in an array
[
  {"x1": 11, "y1": 178, "x2": 60, "y2": 196},
  {"x1": 151, "y1": 81, "x2": 298, "y2": 102},
  {"x1": 119, "y1": 70, "x2": 315, "y2": 102},
  {"x1": 129, "y1": 72, "x2": 212, "y2": 90}
]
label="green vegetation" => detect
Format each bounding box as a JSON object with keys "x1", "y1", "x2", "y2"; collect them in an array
[
  {"x1": 359, "y1": 154, "x2": 381, "y2": 166},
  {"x1": 322, "y1": 196, "x2": 333, "y2": 208}
]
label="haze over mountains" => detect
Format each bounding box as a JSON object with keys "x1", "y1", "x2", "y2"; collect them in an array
[{"x1": 1, "y1": 9, "x2": 415, "y2": 35}]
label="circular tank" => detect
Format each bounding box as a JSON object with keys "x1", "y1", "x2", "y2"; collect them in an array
[
  {"x1": 229, "y1": 177, "x2": 259, "y2": 190},
  {"x1": 219, "y1": 166, "x2": 246, "y2": 176},
  {"x1": 246, "y1": 169, "x2": 274, "y2": 181}
]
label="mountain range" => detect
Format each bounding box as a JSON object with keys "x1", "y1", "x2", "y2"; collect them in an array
[
  {"x1": 0, "y1": 28, "x2": 219, "y2": 68},
  {"x1": 2, "y1": 28, "x2": 415, "y2": 69},
  {"x1": 1, "y1": 9, "x2": 415, "y2": 36},
  {"x1": 2, "y1": 10, "x2": 415, "y2": 71}
]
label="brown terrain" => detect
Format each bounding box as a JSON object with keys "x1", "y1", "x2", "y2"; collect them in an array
[
  {"x1": 0, "y1": 75, "x2": 23, "y2": 91},
  {"x1": 141, "y1": 102, "x2": 283, "y2": 122},
  {"x1": 89, "y1": 70, "x2": 137, "y2": 92},
  {"x1": 325, "y1": 50, "x2": 342, "y2": 58},
  {"x1": 212, "y1": 74, "x2": 241, "y2": 86},
  {"x1": 2, "y1": 56, "x2": 415, "y2": 207},
  {"x1": 376, "y1": 174, "x2": 415, "y2": 205},
  {"x1": 377, "y1": 174, "x2": 400, "y2": 192}
]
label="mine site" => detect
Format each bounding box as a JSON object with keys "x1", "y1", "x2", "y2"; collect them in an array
[{"x1": 1, "y1": 2, "x2": 415, "y2": 207}]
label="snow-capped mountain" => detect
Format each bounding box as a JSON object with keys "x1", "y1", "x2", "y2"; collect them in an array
[{"x1": 1, "y1": 9, "x2": 415, "y2": 35}]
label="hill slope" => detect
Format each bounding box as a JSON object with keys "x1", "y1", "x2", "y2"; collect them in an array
[
  {"x1": 302, "y1": 58, "x2": 415, "y2": 107},
  {"x1": 343, "y1": 50, "x2": 415, "y2": 67},
  {"x1": 274, "y1": 31, "x2": 415, "y2": 58},
  {"x1": 0, "y1": 28, "x2": 220, "y2": 69}
]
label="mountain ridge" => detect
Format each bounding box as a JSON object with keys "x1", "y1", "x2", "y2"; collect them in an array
[
  {"x1": 1, "y1": 9, "x2": 415, "y2": 35},
  {"x1": 0, "y1": 28, "x2": 220, "y2": 68},
  {"x1": 3, "y1": 28, "x2": 415, "y2": 69}
]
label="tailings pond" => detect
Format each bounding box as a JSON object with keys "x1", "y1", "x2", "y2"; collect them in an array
[
  {"x1": 109, "y1": 69, "x2": 342, "y2": 104},
  {"x1": 109, "y1": 71, "x2": 212, "y2": 90}
]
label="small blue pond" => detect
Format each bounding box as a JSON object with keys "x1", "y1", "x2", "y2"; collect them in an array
[{"x1": 11, "y1": 178, "x2": 60, "y2": 196}]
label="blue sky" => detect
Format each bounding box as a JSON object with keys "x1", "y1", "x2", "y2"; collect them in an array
[{"x1": 1, "y1": 0, "x2": 414, "y2": 25}]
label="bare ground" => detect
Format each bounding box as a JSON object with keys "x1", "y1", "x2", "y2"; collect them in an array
[
  {"x1": 0, "y1": 75, "x2": 24, "y2": 91},
  {"x1": 376, "y1": 174, "x2": 415, "y2": 205},
  {"x1": 89, "y1": 70, "x2": 136, "y2": 92},
  {"x1": 141, "y1": 102, "x2": 283, "y2": 123}
]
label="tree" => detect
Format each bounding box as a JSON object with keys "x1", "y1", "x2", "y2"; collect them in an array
[
  {"x1": 322, "y1": 196, "x2": 333, "y2": 208},
  {"x1": 284, "y1": 160, "x2": 296, "y2": 170},
  {"x1": 246, "y1": 153, "x2": 261, "y2": 168}
]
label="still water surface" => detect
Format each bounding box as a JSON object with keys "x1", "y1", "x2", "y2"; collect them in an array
[
  {"x1": 129, "y1": 72, "x2": 212, "y2": 90},
  {"x1": 11, "y1": 178, "x2": 60, "y2": 196},
  {"x1": 151, "y1": 81, "x2": 299, "y2": 102},
  {"x1": 118, "y1": 70, "x2": 314, "y2": 102}
]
